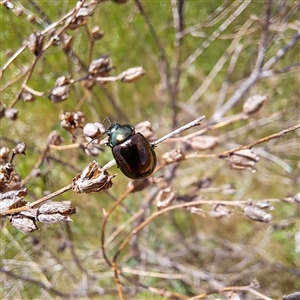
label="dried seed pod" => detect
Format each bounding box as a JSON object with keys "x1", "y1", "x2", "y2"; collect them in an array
[
  {"x1": 243, "y1": 205, "x2": 272, "y2": 222},
  {"x1": 186, "y1": 206, "x2": 205, "y2": 216},
  {"x1": 119, "y1": 67, "x2": 145, "y2": 83},
  {"x1": 72, "y1": 161, "x2": 115, "y2": 193},
  {"x1": 12, "y1": 142, "x2": 26, "y2": 156},
  {"x1": 62, "y1": 34, "x2": 73, "y2": 52},
  {"x1": 209, "y1": 204, "x2": 231, "y2": 218},
  {"x1": 243, "y1": 94, "x2": 267, "y2": 115},
  {"x1": 0, "y1": 147, "x2": 10, "y2": 164},
  {"x1": 88, "y1": 55, "x2": 112, "y2": 76},
  {"x1": 135, "y1": 121, "x2": 155, "y2": 139},
  {"x1": 8, "y1": 172, "x2": 23, "y2": 191},
  {"x1": 37, "y1": 213, "x2": 73, "y2": 225},
  {"x1": 0, "y1": 188, "x2": 27, "y2": 210},
  {"x1": 84, "y1": 144, "x2": 102, "y2": 156},
  {"x1": 21, "y1": 91, "x2": 34, "y2": 102},
  {"x1": 227, "y1": 149, "x2": 259, "y2": 173},
  {"x1": 3, "y1": 0, "x2": 14, "y2": 9},
  {"x1": 162, "y1": 148, "x2": 185, "y2": 164},
  {"x1": 27, "y1": 14, "x2": 36, "y2": 23},
  {"x1": 60, "y1": 111, "x2": 85, "y2": 133},
  {"x1": 66, "y1": 6, "x2": 93, "y2": 30},
  {"x1": 49, "y1": 85, "x2": 70, "y2": 103},
  {"x1": 55, "y1": 75, "x2": 71, "y2": 87},
  {"x1": 188, "y1": 135, "x2": 218, "y2": 151},
  {"x1": 5, "y1": 108, "x2": 18, "y2": 120},
  {"x1": 38, "y1": 201, "x2": 76, "y2": 215},
  {"x1": 0, "y1": 163, "x2": 14, "y2": 191},
  {"x1": 294, "y1": 193, "x2": 300, "y2": 203},
  {"x1": 47, "y1": 131, "x2": 63, "y2": 146},
  {"x1": 83, "y1": 122, "x2": 105, "y2": 143},
  {"x1": 10, "y1": 215, "x2": 38, "y2": 233},
  {"x1": 155, "y1": 187, "x2": 176, "y2": 209},
  {"x1": 28, "y1": 32, "x2": 44, "y2": 56},
  {"x1": 92, "y1": 26, "x2": 104, "y2": 41}
]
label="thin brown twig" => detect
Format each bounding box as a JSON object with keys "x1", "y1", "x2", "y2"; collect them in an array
[{"x1": 190, "y1": 284, "x2": 274, "y2": 300}]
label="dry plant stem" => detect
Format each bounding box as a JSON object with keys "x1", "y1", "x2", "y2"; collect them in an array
[
  {"x1": 190, "y1": 284, "x2": 274, "y2": 300},
  {"x1": 101, "y1": 186, "x2": 135, "y2": 267},
  {"x1": 184, "y1": 124, "x2": 300, "y2": 160},
  {"x1": 0, "y1": 67, "x2": 29, "y2": 93},
  {"x1": 0, "y1": 44, "x2": 27, "y2": 80},
  {"x1": 5, "y1": 1, "x2": 85, "y2": 108},
  {"x1": 65, "y1": 222, "x2": 95, "y2": 280},
  {"x1": 9, "y1": 57, "x2": 38, "y2": 108},
  {"x1": 112, "y1": 197, "x2": 284, "y2": 264},
  {"x1": 211, "y1": 29, "x2": 300, "y2": 122},
  {"x1": 134, "y1": 0, "x2": 176, "y2": 127},
  {"x1": 0, "y1": 184, "x2": 72, "y2": 216},
  {"x1": 182, "y1": 0, "x2": 251, "y2": 70},
  {"x1": 0, "y1": 268, "x2": 67, "y2": 298},
  {"x1": 218, "y1": 124, "x2": 300, "y2": 158},
  {"x1": 112, "y1": 262, "x2": 125, "y2": 300},
  {"x1": 152, "y1": 116, "x2": 206, "y2": 147}
]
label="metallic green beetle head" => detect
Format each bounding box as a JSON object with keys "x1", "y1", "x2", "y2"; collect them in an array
[{"x1": 106, "y1": 123, "x2": 135, "y2": 148}]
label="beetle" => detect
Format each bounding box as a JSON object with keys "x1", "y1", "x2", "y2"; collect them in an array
[{"x1": 106, "y1": 123, "x2": 157, "y2": 180}]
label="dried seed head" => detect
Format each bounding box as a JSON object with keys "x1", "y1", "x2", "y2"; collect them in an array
[
  {"x1": 21, "y1": 91, "x2": 34, "y2": 102},
  {"x1": 55, "y1": 75, "x2": 71, "y2": 87},
  {"x1": 119, "y1": 67, "x2": 145, "y2": 83},
  {"x1": 209, "y1": 204, "x2": 231, "y2": 218},
  {"x1": 14, "y1": 6, "x2": 23, "y2": 16},
  {"x1": 162, "y1": 148, "x2": 185, "y2": 164},
  {"x1": 243, "y1": 94, "x2": 267, "y2": 115},
  {"x1": 0, "y1": 163, "x2": 14, "y2": 191},
  {"x1": 92, "y1": 26, "x2": 104, "y2": 41},
  {"x1": 0, "y1": 147, "x2": 10, "y2": 164},
  {"x1": 0, "y1": 188, "x2": 27, "y2": 210},
  {"x1": 188, "y1": 135, "x2": 218, "y2": 151},
  {"x1": 47, "y1": 131, "x2": 63, "y2": 146},
  {"x1": 8, "y1": 172, "x2": 23, "y2": 191},
  {"x1": 5, "y1": 108, "x2": 18, "y2": 120},
  {"x1": 49, "y1": 85, "x2": 70, "y2": 103},
  {"x1": 27, "y1": 14, "x2": 37, "y2": 23},
  {"x1": 38, "y1": 201, "x2": 76, "y2": 216},
  {"x1": 60, "y1": 111, "x2": 85, "y2": 133},
  {"x1": 72, "y1": 161, "x2": 115, "y2": 193},
  {"x1": 243, "y1": 205, "x2": 272, "y2": 222},
  {"x1": 227, "y1": 149, "x2": 259, "y2": 173},
  {"x1": 37, "y1": 213, "x2": 73, "y2": 225},
  {"x1": 3, "y1": 0, "x2": 14, "y2": 9},
  {"x1": 66, "y1": 5, "x2": 93, "y2": 30},
  {"x1": 12, "y1": 142, "x2": 26, "y2": 156},
  {"x1": 135, "y1": 121, "x2": 155, "y2": 139},
  {"x1": 155, "y1": 187, "x2": 176, "y2": 209},
  {"x1": 51, "y1": 35, "x2": 61, "y2": 46},
  {"x1": 186, "y1": 206, "x2": 205, "y2": 216},
  {"x1": 62, "y1": 34, "x2": 73, "y2": 52},
  {"x1": 28, "y1": 32, "x2": 44, "y2": 56},
  {"x1": 84, "y1": 144, "x2": 102, "y2": 156},
  {"x1": 88, "y1": 55, "x2": 112, "y2": 77},
  {"x1": 10, "y1": 215, "x2": 38, "y2": 233},
  {"x1": 83, "y1": 122, "x2": 105, "y2": 143}
]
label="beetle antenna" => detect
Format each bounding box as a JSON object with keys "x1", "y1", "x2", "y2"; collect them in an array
[
  {"x1": 85, "y1": 135, "x2": 103, "y2": 148},
  {"x1": 102, "y1": 117, "x2": 111, "y2": 127}
]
